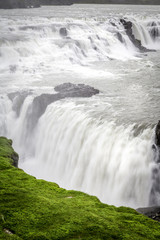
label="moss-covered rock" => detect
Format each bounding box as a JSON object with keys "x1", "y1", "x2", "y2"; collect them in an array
[{"x1": 0, "y1": 136, "x2": 160, "y2": 240}]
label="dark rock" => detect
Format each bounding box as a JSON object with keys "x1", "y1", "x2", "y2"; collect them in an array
[
  {"x1": 8, "y1": 91, "x2": 32, "y2": 117},
  {"x1": 149, "y1": 22, "x2": 160, "y2": 39},
  {"x1": 54, "y1": 83, "x2": 99, "y2": 97},
  {"x1": 120, "y1": 18, "x2": 156, "y2": 53},
  {"x1": 152, "y1": 144, "x2": 156, "y2": 150},
  {"x1": 155, "y1": 120, "x2": 160, "y2": 147},
  {"x1": 116, "y1": 32, "x2": 124, "y2": 43},
  {"x1": 11, "y1": 152, "x2": 19, "y2": 168},
  {"x1": 8, "y1": 139, "x2": 19, "y2": 167},
  {"x1": 137, "y1": 206, "x2": 160, "y2": 222},
  {"x1": 29, "y1": 83, "x2": 99, "y2": 129},
  {"x1": 110, "y1": 22, "x2": 116, "y2": 27},
  {"x1": 59, "y1": 28, "x2": 68, "y2": 37}
]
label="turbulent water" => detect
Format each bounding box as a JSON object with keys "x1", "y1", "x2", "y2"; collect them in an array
[{"x1": 0, "y1": 4, "x2": 160, "y2": 208}]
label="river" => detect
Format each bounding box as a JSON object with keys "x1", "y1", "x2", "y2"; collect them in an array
[{"x1": 0, "y1": 4, "x2": 160, "y2": 208}]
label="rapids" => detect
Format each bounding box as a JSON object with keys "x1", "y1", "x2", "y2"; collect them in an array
[{"x1": 0, "y1": 4, "x2": 160, "y2": 208}]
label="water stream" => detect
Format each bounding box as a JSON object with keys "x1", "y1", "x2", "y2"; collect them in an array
[{"x1": 0, "y1": 4, "x2": 160, "y2": 208}]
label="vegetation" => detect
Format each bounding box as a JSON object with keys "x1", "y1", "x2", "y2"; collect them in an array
[{"x1": 1, "y1": 136, "x2": 160, "y2": 239}]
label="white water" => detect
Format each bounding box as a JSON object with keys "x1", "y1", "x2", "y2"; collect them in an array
[
  {"x1": 0, "y1": 5, "x2": 160, "y2": 208},
  {"x1": 23, "y1": 102, "x2": 154, "y2": 208},
  {"x1": 0, "y1": 6, "x2": 160, "y2": 85},
  {"x1": 0, "y1": 94, "x2": 157, "y2": 208}
]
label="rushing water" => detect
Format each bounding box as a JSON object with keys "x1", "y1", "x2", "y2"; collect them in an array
[{"x1": 0, "y1": 4, "x2": 160, "y2": 208}]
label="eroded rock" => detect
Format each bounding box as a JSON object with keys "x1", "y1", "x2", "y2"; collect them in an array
[
  {"x1": 59, "y1": 28, "x2": 68, "y2": 37},
  {"x1": 155, "y1": 120, "x2": 160, "y2": 147},
  {"x1": 8, "y1": 91, "x2": 32, "y2": 117},
  {"x1": 29, "y1": 83, "x2": 99, "y2": 129},
  {"x1": 120, "y1": 18, "x2": 155, "y2": 53},
  {"x1": 137, "y1": 206, "x2": 160, "y2": 222}
]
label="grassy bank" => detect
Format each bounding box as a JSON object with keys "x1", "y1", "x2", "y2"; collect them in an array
[{"x1": 0, "y1": 136, "x2": 160, "y2": 240}]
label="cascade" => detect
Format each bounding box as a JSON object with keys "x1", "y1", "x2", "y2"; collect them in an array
[
  {"x1": 0, "y1": 7, "x2": 160, "y2": 208},
  {"x1": 0, "y1": 16, "x2": 160, "y2": 78},
  {"x1": 0, "y1": 89, "x2": 159, "y2": 208}
]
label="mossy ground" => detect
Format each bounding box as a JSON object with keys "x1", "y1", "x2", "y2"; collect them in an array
[{"x1": 0, "y1": 137, "x2": 160, "y2": 240}]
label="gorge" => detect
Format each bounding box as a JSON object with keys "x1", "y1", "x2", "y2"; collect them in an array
[{"x1": 0, "y1": 3, "x2": 160, "y2": 210}]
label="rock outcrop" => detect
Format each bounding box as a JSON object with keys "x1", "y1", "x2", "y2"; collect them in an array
[
  {"x1": 11, "y1": 151, "x2": 19, "y2": 168},
  {"x1": 120, "y1": 19, "x2": 155, "y2": 53},
  {"x1": 149, "y1": 22, "x2": 160, "y2": 39},
  {"x1": 1, "y1": 136, "x2": 160, "y2": 239},
  {"x1": 155, "y1": 120, "x2": 160, "y2": 147},
  {"x1": 29, "y1": 83, "x2": 99, "y2": 129},
  {"x1": 59, "y1": 28, "x2": 68, "y2": 37},
  {"x1": 137, "y1": 206, "x2": 160, "y2": 222}
]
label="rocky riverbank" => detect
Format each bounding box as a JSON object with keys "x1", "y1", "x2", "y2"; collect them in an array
[
  {"x1": 1, "y1": 136, "x2": 160, "y2": 239},
  {"x1": 137, "y1": 207, "x2": 160, "y2": 222}
]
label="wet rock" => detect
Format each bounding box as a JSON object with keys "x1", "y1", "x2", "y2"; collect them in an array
[
  {"x1": 155, "y1": 120, "x2": 160, "y2": 147},
  {"x1": 110, "y1": 22, "x2": 116, "y2": 27},
  {"x1": 149, "y1": 166, "x2": 160, "y2": 206},
  {"x1": 137, "y1": 206, "x2": 160, "y2": 222},
  {"x1": 120, "y1": 18, "x2": 155, "y2": 53},
  {"x1": 29, "y1": 83, "x2": 99, "y2": 129},
  {"x1": 54, "y1": 83, "x2": 99, "y2": 97},
  {"x1": 11, "y1": 152, "x2": 19, "y2": 168},
  {"x1": 7, "y1": 139, "x2": 19, "y2": 168},
  {"x1": 59, "y1": 28, "x2": 68, "y2": 37},
  {"x1": 8, "y1": 91, "x2": 32, "y2": 117},
  {"x1": 152, "y1": 120, "x2": 160, "y2": 163},
  {"x1": 116, "y1": 32, "x2": 124, "y2": 43},
  {"x1": 149, "y1": 22, "x2": 160, "y2": 39}
]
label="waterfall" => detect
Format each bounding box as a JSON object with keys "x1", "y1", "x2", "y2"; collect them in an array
[
  {"x1": 0, "y1": 93, "x2": 157, "y2": 208},
  {"x1": 0, "y1": 7, "x2": 160, "y2": 208},
  {"x1": 132, "y1": 19, "x2": 160, "y2": 49},
  {"x1": 0, "y1": 16, "x2": 160, "y2": 78}
]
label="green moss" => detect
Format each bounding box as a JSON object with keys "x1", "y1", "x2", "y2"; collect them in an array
[{"x1": 0, "y1": 137, "x2": 160, "y2": 240}]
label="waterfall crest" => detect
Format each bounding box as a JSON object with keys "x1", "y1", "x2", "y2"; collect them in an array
[
  {"x1": 0, "y1": 6, "x2": 160, "y2": 208},
  {"x1": 0, "y1": 15, "x2": 160, "y2": 77},
  {"x1": 0, "y1": 93, "x2": 156, "y2": 208}
]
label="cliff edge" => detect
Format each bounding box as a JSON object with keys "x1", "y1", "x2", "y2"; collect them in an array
[{"x1": 1, "y1": 137, "x2": 160, "y2": 239}]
